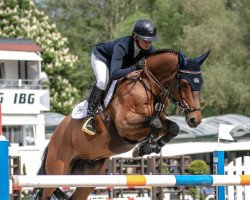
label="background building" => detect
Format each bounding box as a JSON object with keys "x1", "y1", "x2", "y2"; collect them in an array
[{"x1": 0, "y1": 38, "x2": 50, "y2": 175}]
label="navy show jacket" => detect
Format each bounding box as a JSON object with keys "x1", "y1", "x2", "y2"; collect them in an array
[{"x1": 92, "y1": 36, "x2": 156, "y2": 80}]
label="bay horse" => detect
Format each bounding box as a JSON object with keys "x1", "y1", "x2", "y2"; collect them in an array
[{"x1": 32, "y1": 49, "x2": 210, "y2": 200}]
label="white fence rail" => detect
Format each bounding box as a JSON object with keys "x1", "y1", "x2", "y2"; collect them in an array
[{"x1": 225, "y1": 156, "x2": 250, "y2": 200}]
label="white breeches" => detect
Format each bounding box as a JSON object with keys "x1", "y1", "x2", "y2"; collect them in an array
[{"x1": 91, "y1": 53, "x2": 110, "y2": 90}]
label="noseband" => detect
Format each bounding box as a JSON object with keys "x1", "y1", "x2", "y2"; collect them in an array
[{"x1": 140, "y1": 66, "x2": 201, "y2": 114}]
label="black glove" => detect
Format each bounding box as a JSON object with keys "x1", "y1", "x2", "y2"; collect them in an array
[{"x1": 135, "y1": 59, "x2": 145, "y2": 70}]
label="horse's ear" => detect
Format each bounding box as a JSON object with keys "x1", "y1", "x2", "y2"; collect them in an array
[
  {"x1": 178, "y1": 50, "x2": 188, "y2": 67},
  {"x1": 196, "y1": 50, "x2": 210, "y2": 66}
]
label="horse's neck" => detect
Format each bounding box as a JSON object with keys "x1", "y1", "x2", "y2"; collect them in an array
[
  {"x1": 146, "y1": 53, "x2": 178, "y2": 87},
  {"x1": 145, "y1": 53, "x2": 181, "y2": 107}
]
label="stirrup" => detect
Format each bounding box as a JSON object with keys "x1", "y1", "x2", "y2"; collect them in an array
[{"x1": 82, "y1": 116, "x2": 96, "y2": 135}]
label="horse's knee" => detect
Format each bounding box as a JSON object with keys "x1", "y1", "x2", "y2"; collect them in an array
[
  {"x1": 168, "y1": 121, "x2": 180, "y2": 137},
  {"x1": 156, "y1": 121, "x2": 179, "y2": 150},
  {"x1": 46, "y1": 160, "x2": 65, "y2": 175},
  {"x1": 149, "y1": 117, "x2": 162, "y2": 130}
]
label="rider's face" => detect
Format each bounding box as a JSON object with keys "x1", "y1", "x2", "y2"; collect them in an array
[{"x1": 137, "y1": 37, "x2": 152, "y2": 50}]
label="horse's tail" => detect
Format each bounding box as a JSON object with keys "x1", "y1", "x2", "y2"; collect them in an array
[{"x1": 30, "y1": 146, "x2": 69, "y2": 200}]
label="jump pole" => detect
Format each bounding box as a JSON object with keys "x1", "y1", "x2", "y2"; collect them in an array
[
  {"x1": 12, "y1": 174, "x2": 250, "y2": 188},
  {"x1": 0, "y1": 104, "x2": 10, "y2": 200}
]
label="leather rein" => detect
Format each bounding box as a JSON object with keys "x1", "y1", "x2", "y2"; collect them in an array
[{"x1": 138, "y1": 62, "x2": 201, "y2": 115}]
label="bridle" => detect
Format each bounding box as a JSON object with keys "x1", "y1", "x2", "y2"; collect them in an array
[
  {"x1": 138, "y1": 64, "x2": 201, "y2": 115},
  {"x1": 176, "y1": 68, "x2": 202, "y2": 113}
]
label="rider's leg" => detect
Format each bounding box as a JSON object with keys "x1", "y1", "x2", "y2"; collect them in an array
[
  {"x1": 82, "y1": 84, "x2": 103, "y2": 135},
  {"x1": 82, "y1": 53, "x2": 109, "y2": 135}
]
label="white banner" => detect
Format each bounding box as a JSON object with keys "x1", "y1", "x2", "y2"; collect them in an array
[
  {"x1": 218, "y1": 124, "x2": 234, "y2": 141},
  {"x1": 0, "y1": 89, "x2": 50, "y2": 114}
]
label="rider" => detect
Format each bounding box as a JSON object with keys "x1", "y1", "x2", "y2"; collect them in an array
[{"x1": 82, "y1": 19, "x2": 160, "y2": 136}]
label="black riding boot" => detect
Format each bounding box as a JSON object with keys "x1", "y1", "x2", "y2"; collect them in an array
[{"x1": 82, "y1": 84, "x2": 103, "y2": 135}]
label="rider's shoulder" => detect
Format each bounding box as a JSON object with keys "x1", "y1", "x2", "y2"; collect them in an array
[
  {"x1": 96, "y1": 36, "x2": 132, "y2": 48},
  {"x1": 115, "y1": 36, "x2": 133, "y2": 45},
  {"x1": 113, "y1": 36, "x2": 133, "y2": 51}
]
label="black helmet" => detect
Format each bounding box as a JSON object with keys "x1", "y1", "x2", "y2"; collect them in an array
[{"x1": 132, "y1": 19, "x2": 160, "y2": 42}]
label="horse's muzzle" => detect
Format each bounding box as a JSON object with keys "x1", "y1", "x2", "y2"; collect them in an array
[{"x1": 185, "y1": 112, "x2": 202, "y2": 128}]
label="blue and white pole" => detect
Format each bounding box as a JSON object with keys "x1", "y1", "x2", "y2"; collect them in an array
[
  {"x1": 213, "y1": 150, "x2": 225, "y2": 200},
  {"x1": 0, "y1": 136, "x2": 9, "y2": 200},
  {"x1": 0, "y1": 104, "x2": 9, "y2": 200}
]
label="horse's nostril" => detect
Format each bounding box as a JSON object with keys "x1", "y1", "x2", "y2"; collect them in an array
[{"x1": 190, "y1": 117, "x2": 196, "y2": 125}]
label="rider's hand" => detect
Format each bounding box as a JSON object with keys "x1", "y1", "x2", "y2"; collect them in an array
[{"x1": 135, "y1": 59, "x2": 145, "y2": 70}]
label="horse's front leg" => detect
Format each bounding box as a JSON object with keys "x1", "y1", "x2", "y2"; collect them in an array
[
  {"x1": 154, "y1": 119, "x2": 180, "y2": 154},
  {"x1": 116, "y1": 112, "x2": 162, "y2": 157},
  {"x1": 132, "y1": 117, "x2": 162, "y2": 157}
]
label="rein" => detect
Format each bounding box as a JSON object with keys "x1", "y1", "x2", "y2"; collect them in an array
[{"x1": 139, "y1": 62, "x2": 201, "y2": 114}]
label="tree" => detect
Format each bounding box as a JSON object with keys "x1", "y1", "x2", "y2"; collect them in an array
[
  {"x1": 188, "y1": 160, "x2": 208, "y2": 200},
  {"x1": 175, "y1": 0, "x2": 250, "y2": 116},
  {"x1": 153, "y1": 0, "x2": 186, "y2": 49},
  {"x1": 0, "y1": 0, "x2": 80, "y2": 114},
  {"x1": 112, "y1": 0, "x2": 250, "y2": 116},
  {"x1": 36, "y1": 0, "x2": 147, "y2": 95},
  {"x1": 36, "y1": 0, "x2": 250, "y2": 116}
]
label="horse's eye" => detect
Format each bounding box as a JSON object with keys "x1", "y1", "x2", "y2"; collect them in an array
[{"x1": 180, "y1": 80, "x2": 189, "y2": 90}]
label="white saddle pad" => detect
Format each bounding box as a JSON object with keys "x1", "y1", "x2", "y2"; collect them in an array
[
  {"x1": 71, "y1": 80, "x2": 118, "y2": 119},
  {"x1": 71, "y1": 100, "x2": 88, "y2": 119}
]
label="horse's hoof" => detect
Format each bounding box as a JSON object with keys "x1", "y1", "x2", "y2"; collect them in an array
[
  {"x1": 154, "y1": 145, "x2": 161, "y2": 154},
  {"x1": 132, "y1": 146, "x2": 141, "y2": 158}
]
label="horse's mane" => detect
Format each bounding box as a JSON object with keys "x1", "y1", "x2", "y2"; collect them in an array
[{"x1": 146, "y1": 49, "x2": 178, "y2": 58}]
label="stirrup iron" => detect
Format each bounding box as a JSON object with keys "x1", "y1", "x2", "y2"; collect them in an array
[{"x1": 82, "y1": 116, "x2": 96, "y2": 135}]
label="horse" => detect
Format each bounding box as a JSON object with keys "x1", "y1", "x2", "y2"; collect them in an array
[{"x1": 32, "y1": 49, "x2": 210, "y2": 200}]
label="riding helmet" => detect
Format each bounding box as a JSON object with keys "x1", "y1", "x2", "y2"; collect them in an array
[{"x1": 132, "y1": 19, "x2": 160, "y2": 42}]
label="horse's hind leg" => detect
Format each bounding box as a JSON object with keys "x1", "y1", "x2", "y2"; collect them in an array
[
  {"x1": 39, "y1": 188, "x2": 57, "y2": 200},
  {"x1": 31, "y1": 146, "x2": 66, "y2": 200},
  {"x1": 41, "y1": 147, "x2": 72, "y2": 200},
  {"x1": 69, "y1": 158, "x2": 109, "y2": 200},
  {"x1": 40, "y1": 167, "x2": 69, "y2": 200},
  {"x1": 70, "y1": 188, "x2": 94, "y2": 200}
]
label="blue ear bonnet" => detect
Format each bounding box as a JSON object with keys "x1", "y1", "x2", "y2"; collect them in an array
[
  {"x1": 182, "y1": 59, "x2": 200, "y2": 71},
  {"x1": 179, "y1": 72, "x2": 203, "y2": 91},
  {"x1": 179, "y1": 59, "x2": 203, "y2": 91},
  {"x1": 178, "y1": 50, "x2": 210, "y2": 91}
]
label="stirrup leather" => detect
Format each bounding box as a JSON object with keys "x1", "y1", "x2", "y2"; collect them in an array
[{"x1": 82, "y1": 116, "x2": 96, "y2": 135}]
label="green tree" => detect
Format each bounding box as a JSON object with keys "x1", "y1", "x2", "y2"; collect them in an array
[
  {"x1": 112, "y1": 0, "x2": 248, "y2": 116},
  {"x1": 0, "y1": 0, "x2": 80, "y2": 114},
  {"x1": 153, "y1": 0, "x2": 186, "y2": 49},
  {"x1": 36, "y1": 0, "x2": 149, "y2": 96},
  {"x1": 188, "y1": 160, "x2": 208, "y2": 200},
  {"x1": 36, "y1": 0, "x2": 250, "y2": 116},
  {"x1": 188, "y1": 160, "x2": 208, "y2": 175},
  {"x1": 175, "y1": 0, "x2": 250, "y2": 116}
]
